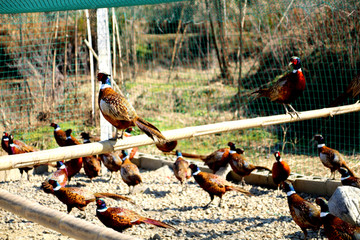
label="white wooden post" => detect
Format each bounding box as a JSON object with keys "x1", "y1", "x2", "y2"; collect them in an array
[
  {"x1": 85, "y1": 10, "x2": 95, "y2": 125},
  {"x1": 97, "y1": 8, "x2": 113, "y2": 141}
]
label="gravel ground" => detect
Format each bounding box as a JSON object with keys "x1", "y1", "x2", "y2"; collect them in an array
[{"x1": 0, "y1": 165, "x2": 327, "y2": 240}]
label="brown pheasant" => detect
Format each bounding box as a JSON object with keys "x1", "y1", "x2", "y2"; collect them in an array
[
  {"x1": 329, "y1": 74, "x2": 360, "y2": 107},
  {"x1": 98, "y1": 72, "x2": 165, "y2": 141}
]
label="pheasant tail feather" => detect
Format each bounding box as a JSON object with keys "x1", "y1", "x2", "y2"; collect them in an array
[
  {"x1": 135, "y1": 117, "x2": 166, "y2": 141},
  {"x1": 94, "y1": 193, "x2": 135, "y2": 205},
  {"x1": 226, "y1": 185, "x2": 253, "y2": 196},
  {"x1": 142, "y1": 218, "x2": 176, "y2": 230}
]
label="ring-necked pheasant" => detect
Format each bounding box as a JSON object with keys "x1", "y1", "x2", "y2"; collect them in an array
[
  {"x1": 96, "y1": 198, "x2": 175, "y2": 232},
  {"x1": 98, "y1": 72, "x2": 165, "y2": 141},
  {"x1": 272, "y1": 151, "x2": 291, "y2": 195},
  {"x1": 189, "y1": 164, "x2": 252, "y2": 208},
  {"x1": 176, "y1": 142, "x2": 234, "y2": 173},
  {"x1": 1, "y1": 132, "x2": 10, "y2": 153},
  {"x1": 173, "y1": 150, "x2": 191, "y2": 190},
  {"x1": 50, "y1": 123, "x2": 77, "y2": 147},
  {"x1": 316, "y1": 197, "x2": 360, "y2": 240},
  {"x1": 252, "y1": 56, "x2": 306, "y2": 118},
  {"x1": 120, "y1": 150, "x2": 142, "y2": 194},
  {"x1": 7, "y1": 134, "x2": 39, "y2": 180},
  {"x1": 80, "y1": 132, "x2": 101, "y2": 181},
  {"x1": 283, "y1": 181, "x2": 321, "y2": 240},
  {"x1": 228, "y1": 143, "x2": 272, "y2": 185},
  {"x1": 338, "y1": 167, "x2": 360, "y2": 188},
  {"x1": 329, "y1": 74, "x2": 360, "y2": 107},
  {"x1": 314, "y1": 134, "x2": 355, "y2": 179},
  {"x1": 43, "y1": 179, "x2": 134, "y2": 214},
  {"x1": 63, "y1": 129, "x2": 83, "y2": 180},
  {"x1": 42, "y1": 161, "x2": 68, "y2": 194}
]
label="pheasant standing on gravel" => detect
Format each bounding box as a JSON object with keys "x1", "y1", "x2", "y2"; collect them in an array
[
  {"x1": 41, "y1": 161, "x2": 68, "y2": 194},
  {"x1": 120, "y1": 150, "x2": 142, "y2": 194},
  {"x1": 173, "y1": 150, "x2": 191, "y2": 189},
  {"x1": 96, "y1": 198, "x2": 175, "y2": 232},
  {"x1": 50, "y1": 123, "x2": 77, "y2": 147},
  {"x1": 7, "y1": 134, "x2": 39, "y2": 180},
  {"x1": 43, "y1": 179, "x2": 134, "y2": 214},
  {"x1": 252, "y1": 56, "x2": 306, "y2": 118},
  {"x1": 272, "y1": 151, "x2": 291, "y2": 195},
  {"x1": 176, "y1": 142, "x2": 235, "y2": 173},
  {"x1": 314, "y1": 134, "x2": 355, "y2": 179},
  {"x1": 316, "y1": 197, "x2": 360, "y2": 240},
  {"x1": 189, "y1": 163, "x2": 253, "y2": 208},
  {"x1": 283, "y1": 181, "x2": 321, "y2": 240},
  {"x1": 338, "y1": 167, "x2": 360, "y2": 188},
  {"x1": 80, "y1": 132, "x2": 101, "y2": 181},
  {"x1": 63, "y1": 129, "x2": 83, "y2": 180},
  {"x1": 228, "y1": 142, "x2": 272, "y2": 185},
  {"x1": 98, "y1": 72, "x2": 166, "y2": 141}
]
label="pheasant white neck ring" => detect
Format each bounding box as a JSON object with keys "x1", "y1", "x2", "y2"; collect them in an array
[
  {"x1": 97, "y1": 206, "x2": 108, "y2": 212},
  {"x1": 53, "y1": 185, "x2": 61, "y2": 191},
  {"x1": 293, "y1": 68, "x2": 302, "y2": 73},
  {"x1": 286, "y1": 190, "x2": 296, "y2": 196},
  {"x1": 193, "y1": 170, "x2": 201, "y2": 175},
  {"x1": 341, "y1": 175, "x2": 350, "y2": 181},
  {"x1": 100, "y1": 83, "x2": 111, "y2": 90},
  {"x1": 317, "y1": 144, "x2": 325, "y2": 148},
  {"x1": 55, "y1": 127, "x2": 61, "y2": 131},
  {"x1": 320, "y1": 212, "x2": 329, "y2": 217},
  {"x1": 229, "y1": 150, "x2": 237, "y2": 154}
]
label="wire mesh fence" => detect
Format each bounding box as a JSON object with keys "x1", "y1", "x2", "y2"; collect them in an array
[{"x1": 0, "y1": 0, "x2": 360, "y2": 177}]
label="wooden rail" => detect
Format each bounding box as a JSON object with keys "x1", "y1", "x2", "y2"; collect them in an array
[
  {"x1": 0, "y1": 101, "x2": 359, "y2": 170},
  {"x1": 0, "y1": 188, "x2": 137, "y2": 240}
]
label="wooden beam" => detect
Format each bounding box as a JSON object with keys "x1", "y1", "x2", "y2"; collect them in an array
[
  {"x1": 0, "y1": 102, "x2": 359, "y2": 170},
  {"x1": 0, "y1": 188, "x2": 137, "y2": 240}
]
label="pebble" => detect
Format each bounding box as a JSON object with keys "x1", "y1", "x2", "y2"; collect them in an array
[{"x1": 0, "y1": 166, "x2": 323, "y2": 239}]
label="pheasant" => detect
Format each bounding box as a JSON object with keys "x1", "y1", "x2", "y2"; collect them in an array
[
  {"x1": 50, "y1": 123, "x2": 77, "y2": 147},
  {"x1": 98, "y1": 72, "x2": 165, "y2": 141},
  {"x1": 116, "y1": 128, "x2": 138, "y2": 160},
  {"x1": 189, "y1": 164, "x2": 252, "y2": 208},
  {"x1": 99, "y1": 152, "x2": 122, "y2": 182},
  {"x1": 173, "y1": 150, "x2": 191, "y2": 190},
  {"x1": 338, "y1": 167, "x2": 360, "y2": 188},
  {"x1": 42, "y1": 161, "x2": 68, "y2": 194},
  {"x1": 228, "y1": 143, "x2": 272, "y2": 185},
  {"x1": 314, "y1": 134, "x2": 355, "y2": 179},
  {"x1": 120, "y1": 150, "x2": 142, "y2": 194},
  {"x1": 96, "y1": 198, "x2": 175, "y2": 232},
  {"x1": 63, "y1": 129, "x2": 83, "y2": 180},
  {"x1": 252, "y1": 56, "x2": 306, "y2": 118},
  {"x1": 7, "y1": 134, "x2": 39, "y2": 180},
  {"x1": 316, "y1": 197, "x2": 360, "y2": 240},
  {"x1": 329, "y1": 74, "x2": 360, "y2": 107},
  {"x1": 176, "y1": 142, "x2": 234, "y2": 173},
  {"x1": 80, "y1": 132, "x2": 101, "y2": 181},
  {"x1": 272, "y1": 151, "x2": 291, "y2": 195},
  {"x1": 1, "y1": 132, "x2": 10, "y2": 154},
  {"x1": 283, "y1": 181, "x2": 321, "y2": 240},
  {"x1": 44, "y1": 179, "x2": 134, "y2": 214}
]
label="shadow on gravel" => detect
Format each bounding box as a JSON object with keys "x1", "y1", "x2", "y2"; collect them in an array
[
  {"x1": 143, "y1": 188, "x2": 171, "y2": 198},
  {"x1": 284, "y1": 228, "x2": 324, "y2": 239}
]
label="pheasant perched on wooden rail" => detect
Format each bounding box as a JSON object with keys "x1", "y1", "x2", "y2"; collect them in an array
[
  {"x1": 316, "y1": 197, "x2": 360, "y2": 240},
  {"x1": 41, "y1": 161, "x2": 68, "y2": 194},
  {"x1": 5, "y1": 133, "x2": 39, "y2": 181},
  {"x1": 43, "y1": 179, "x2": 134, "y2": 214},
  {"x1": 120, "y1": 150, "x2": 142, "y2": 194},
  {"x1": 96, "y1": 198, "x2": 175, "y2": 232},
  {"x1": 329, "y1": 74, "x2": 360, "y2": 107},
  {"x1": 189, "y1": 164, "x2": 252, "y2": 208},
  {"x1": 252, "y1": 56, "x2": 306, "y2": 118},
  {"x1": 80, "y1": 132, "x2": 101, "y2": 181},
  {"x1": 63, "y1": 129, "x2": 83, "y2": 180},
  {"x1": 272, "y1": 151, "x2": 291, "y2": 195},
  {"x1": 314, "y1": 134, "x2": 355, "y2": 179},
  {"x1": 98, "y1": 72, "x2": 166, "y2": 141},
  {"x1": 228, "y1": 142, "x2": 272, "y2": 185},
  {"x1": 50, "y1": 123, "x2": 77, "y2": 147},
  {"x1": 283, "y1": 181, "x2": 321, "y2": 240},
  {"x1": 173, "y1": 150, "x2": 191, "y2": 190}
]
